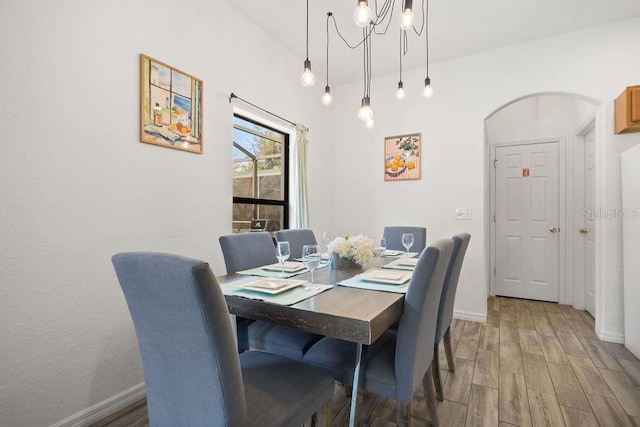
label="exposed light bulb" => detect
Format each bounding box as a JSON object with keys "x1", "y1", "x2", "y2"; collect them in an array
[
  {"x1": 423, "y1": 77, "x2": 434, "y2": 98},
  {"x1": 301, "y1": 59, "x2": 315, "y2": 87},
  {"x1": 396, "y1": 81, "x2": 406, "y2": 99},
  {"x1": 357, "y1": 97, "x2": 373, "y2": 121},
  {"x1": 358, "y1": 105, "x2": 373, "y2": 121},
  {"x1": 365, "y1": 118, "x2": 375, "y2": 128},
  {"x1": 322, "y1": 86, "x2": 333, "y2": 105},
  {"x1": 353, "y1": 1, "x2": 373, "y2": 27},
  {"x1": 399, "y1": 8, "x2": 415, "y2": 30}
]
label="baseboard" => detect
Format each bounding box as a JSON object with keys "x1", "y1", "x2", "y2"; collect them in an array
[
  {"x1": 50, "y1": 382, "x2": 145, "y2": 427},
  {"x1": 453, "y1": 309, "x2": 487, "y2": 323},
  {"x1": 596, "y1": 328, "x2": 625, "y2": 344}
]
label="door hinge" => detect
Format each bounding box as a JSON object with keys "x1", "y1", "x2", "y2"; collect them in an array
[
  {"x1": 493, "y1": 267, "x2": 496, "y2": 276},
  {"x1": 493, "y1": 159, "x2": 497, "y2": 168},
  {"x1": 493, "y1": 213, "x2": 496, "y2": 222}
]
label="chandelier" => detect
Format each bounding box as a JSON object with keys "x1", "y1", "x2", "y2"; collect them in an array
[{"x1": 301, "y1": 0, "x2": 433, "y2": 128}]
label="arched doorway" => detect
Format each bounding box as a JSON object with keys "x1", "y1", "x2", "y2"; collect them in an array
[{"x1": 486, "y1": 93, "x2": 598, "y2": 309}]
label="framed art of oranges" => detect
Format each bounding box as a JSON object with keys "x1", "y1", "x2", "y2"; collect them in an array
[{"x1": 384, "y1": 133, "x2": 421, "y2": 181}]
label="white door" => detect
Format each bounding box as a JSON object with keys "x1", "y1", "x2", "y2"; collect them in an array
[
  {"x1": 495, "y1": 142, "x2": 560, "y2": 302},
  {"x1": 583, "y1": 127, "x2": 596, "y2": 316}
]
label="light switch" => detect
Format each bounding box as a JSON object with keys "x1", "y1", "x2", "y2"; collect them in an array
[{"x1": 455, "y1": 208, "x2": 472, "y2": 220}]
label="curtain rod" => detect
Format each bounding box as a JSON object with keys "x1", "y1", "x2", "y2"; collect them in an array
[{"x1": 229, "y1": 93, "x2": 298, "y2": 128}]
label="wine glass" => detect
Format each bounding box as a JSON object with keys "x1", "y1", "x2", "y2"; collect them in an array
[
  {"x1": 302, "y1": 244, "x2": 321, "y2": 290},
  {"x1": 322, "y1": 231, "x2": 336, "y2": 265},
  {"x1": 276, "y1": 241, "x2": 290, "y2": 277},
  {"x1": 372, "y1": 238, "x2": 386, "y2": 267},
  {"x1": 401, "y1": 233, "x2": 414, "y2": 257}
]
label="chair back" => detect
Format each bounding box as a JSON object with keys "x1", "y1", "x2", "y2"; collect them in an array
[
  {"x1": 382, "y1": 226, "x2": 427, "y2": 252},
  {"x1": 274, "y1": 228, "x2": 317, "y2": 260},
  {"x1": 219, "y1": 231, "x2": 277, "y2": 274},
  {"x1": 112, "y1": 252, "x2": 247, "y2": 426},
  {"x1": 394, "y1": 238, "x2": 453, "y2": 402},
  {"x1": 435, "y1": 233, "x2": 471, "y2": 343}
]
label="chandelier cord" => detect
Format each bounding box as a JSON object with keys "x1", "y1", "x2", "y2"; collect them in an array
[
  {"x1": 372, "y1": 0, "x2": 395, "y2": 36},
  {"x1": 326, "y1": 0, "x2": 425, "y2": 52},
  {"x1": 305, "y1": 0, "x2": 310, "y2": 59},
  {"x1": 399, "y1": 30, "x2": 403, "y2": 81},
  {"x1": 411, "y1": 0, "x2": 427, "y2": 36},
  {"x1": 367, "y1": 24, "x2": 373, "y2": 97},
  {"x1": 328, "y1": 0, "x2": 394, "y2": 50},
  {"x1": 326, "y1": 13, "x2": 331, "y2": 85},
  {"x1": 425, "y1": 0, "x2": 429, "y2": 76}
]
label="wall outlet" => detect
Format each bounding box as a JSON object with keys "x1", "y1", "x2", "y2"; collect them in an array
[{"x1": 455, "y1": 208, "x2": 472, "y2": 220}]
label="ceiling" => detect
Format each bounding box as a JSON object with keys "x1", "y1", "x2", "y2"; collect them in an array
[{"x1": 230, "y1": 0, "x2": 640, "y2": 85}]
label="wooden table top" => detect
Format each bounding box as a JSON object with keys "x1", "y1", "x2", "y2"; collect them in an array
[{"x1": 220, "y1": 261, "x2": 405, "y2": 345}]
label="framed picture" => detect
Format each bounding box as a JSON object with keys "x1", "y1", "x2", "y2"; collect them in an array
[
  {"x1": 384, "y1": 133, "x2": 421, "y2": 181},
  {"x1": 139, "y1": 54, "x2": 203, "y2": 154}
]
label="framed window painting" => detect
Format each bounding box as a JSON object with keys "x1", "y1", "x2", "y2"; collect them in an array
[
  {"x1": 384, "y1": 133, "x2": 421, "y2": 181},
  {"x1": 139, "y1": 54, "x2": 203, "y2": 154}
]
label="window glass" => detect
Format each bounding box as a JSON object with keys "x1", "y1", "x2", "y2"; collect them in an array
[{"x1": 232, "y1": 115, "x2": 289, "y2": 233}]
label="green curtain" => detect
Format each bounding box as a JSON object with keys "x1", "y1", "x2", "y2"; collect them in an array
[{"x1": 295, "y1": 124, "x2": 309, "y2": 228}]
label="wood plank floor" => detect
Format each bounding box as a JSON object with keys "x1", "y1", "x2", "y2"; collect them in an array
[{"x1": 93, "y1": 297, "x2": 640, "y2": 426}]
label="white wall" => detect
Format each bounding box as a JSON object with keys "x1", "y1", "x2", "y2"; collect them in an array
[
  {"x1": 0, "y1": 1, "x2": 335, "y2": 425},
  {"x1": 2, "y1": 2, "x2": 640, "y2": 425},
  {"x1": 330, "y1": 18, "x2": 640, "y2": 326}
]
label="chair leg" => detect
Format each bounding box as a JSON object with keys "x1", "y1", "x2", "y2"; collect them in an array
[
  {"x1": 310, "y1": 399, "x2": 332, "y2": 427},
  {"x1": 396, "y1": 400, "x2": 411, "y2": 427},
  {"x1": 431, "y1": 346, "x2": 443, "y2": 401},
  {"x1": 343, "y1": 383, "x2": 353, "y2": 398},
  {"x1": 423, "y1": 365, "x2": 440, "y2": 427},
  {"x1": 443, "y1": 326, "x2": 455, "y2": 372}
]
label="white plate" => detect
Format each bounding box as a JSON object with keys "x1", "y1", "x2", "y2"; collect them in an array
[
  {"x1": 262, "y1": 261, "x2": 307, "y2": 273},
  {"x1": 359, "y1": 269, "x2": 412, "y2": 285},
  {"x1": 396, "y1": 258, "x2": 418, "y2": 266},
  {"x1": 236, "y1": 278, "x2": 306, "y2": 294},
  {"x1": 383, "y1": 250, "x2": 404, "y2": 257}
]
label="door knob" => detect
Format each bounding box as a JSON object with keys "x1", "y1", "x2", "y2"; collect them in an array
[
  {"x1": 549, "y1": 226, "x2": 558, "y2": 233},
  {"x1": 579, "y1": 228, "x2": 587, "y2": 234}
]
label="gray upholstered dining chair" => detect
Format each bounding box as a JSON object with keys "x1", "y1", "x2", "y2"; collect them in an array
[
  {"x1": 382, "y1": 225, "x2": 427, "y2": 253},
  {"x1": 219, "y1": 231, "x2": 277, "y2": 352},
  {"x1": 275, "y1": 228, "x2": 318, "y2": 260},
  {"x1": 112, "y1": 252, "x2": 335, "y2": 427},
  {"x1": 219, "y1": 232, "x2": 323, "y2": 360},
  {"x1": 303, "y1": 238, "x2": 454, "y2": 426},
  {"x1": 431, "y1": 233, "x2": 471, "y2": 401},
  {"x1": 219, "y1": 231, "x2": 277, "y2": 274}
]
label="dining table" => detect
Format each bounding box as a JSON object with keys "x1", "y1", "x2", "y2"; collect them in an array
[{"x1": 218, "y1": 253, "x2": 419, "y2": 427}]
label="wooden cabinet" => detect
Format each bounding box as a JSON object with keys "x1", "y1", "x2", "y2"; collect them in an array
[{"x1": 614, "y1": 85, "x2": 640, "y2": 134}]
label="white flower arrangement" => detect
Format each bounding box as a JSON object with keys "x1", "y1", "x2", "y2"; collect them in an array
[{"x1": 327, "y1": 234, "x2": 374, "y2": 265}]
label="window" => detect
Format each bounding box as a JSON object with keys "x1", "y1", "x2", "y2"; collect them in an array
[{"x1": 232, "y1": 115, "x2": 289, "y2": 233}]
